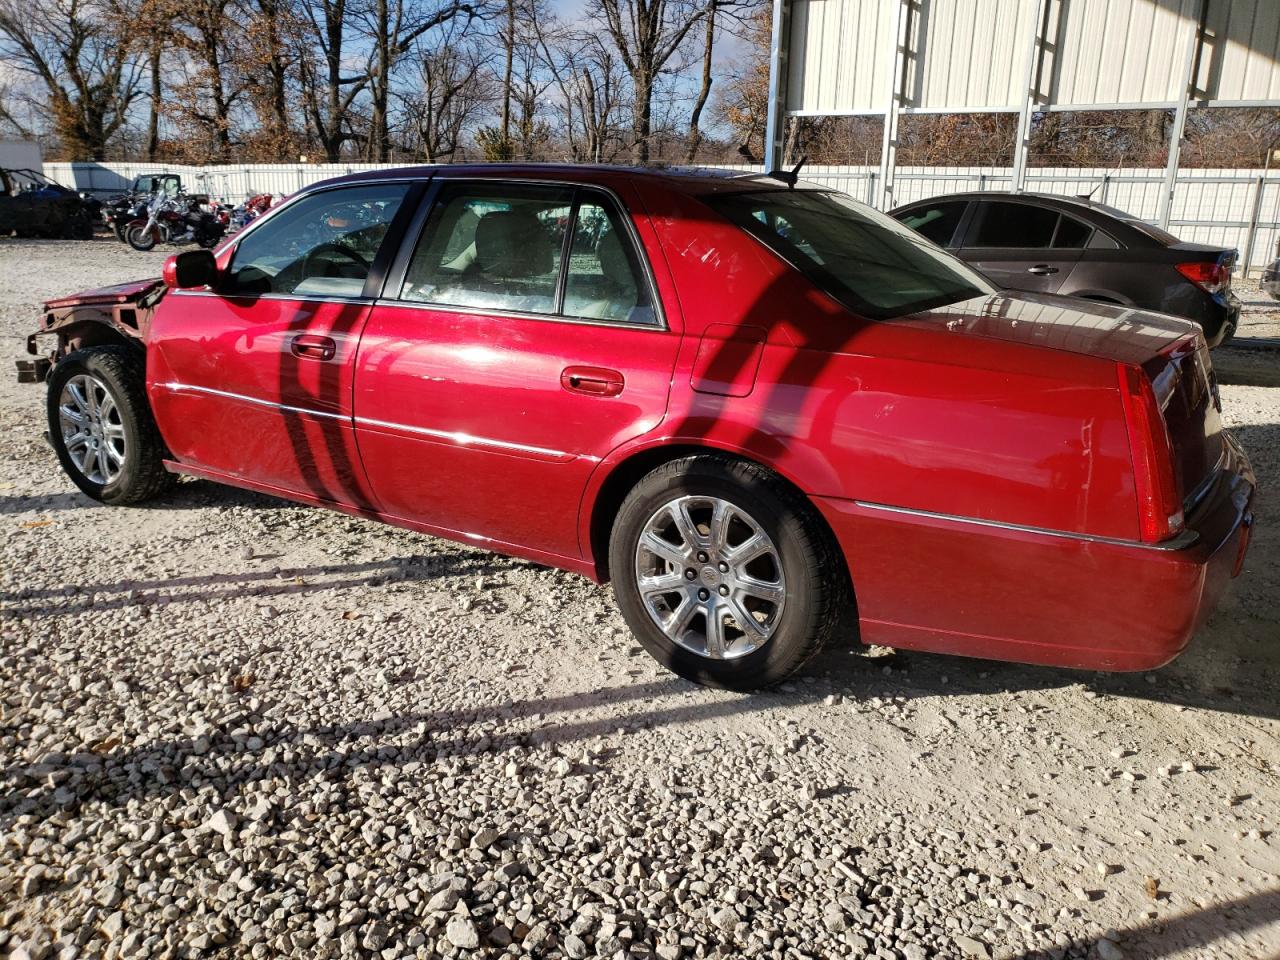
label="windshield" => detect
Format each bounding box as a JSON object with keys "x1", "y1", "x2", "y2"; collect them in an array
[{"x1": 707, "y1": 188, "x2": 992, "y2": 319}]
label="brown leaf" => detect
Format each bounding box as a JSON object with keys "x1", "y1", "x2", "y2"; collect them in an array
[
  {"x1": 21, "y1": 519, "x2": 54, "y2": 528},
  {"x1": 231, "y1": 674, "x2": 255, "y2": 691},
  {"x1": 341, "y1": 610, "x2": 360, "y2": 620},
  {"x1": 92, "y1": 736, "x2": 121, "y2": 754}
]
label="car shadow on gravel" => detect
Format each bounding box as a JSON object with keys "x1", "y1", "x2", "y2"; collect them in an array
[
  {"x1": 0, "y1": 677, "x2": 810, "y2": 828},
  {"x1": 0, "y1": 477, "x2": 279, "y2": 515},
  {"x1": 1, "y1": 551, "x2": 512, "y2": 617},
  {"x1": 1007, "y1": 886, "x2": 1280, "y2": 960}
]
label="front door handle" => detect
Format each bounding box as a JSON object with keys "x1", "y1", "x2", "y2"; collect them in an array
[
  {"x1": 291, "y1": 334, "x2": 336, "y2": 361},
  {"x1": 1027, "y1": 264, "x2": 1059, "y2": 276},
  {"x1": 561, "y1": 365, "x2": 624, "y2": 397}
]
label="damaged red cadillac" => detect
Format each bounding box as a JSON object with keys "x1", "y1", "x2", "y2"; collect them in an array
[{"x1": 19, "y1": 165, "x2": 1256, "y2": 690}]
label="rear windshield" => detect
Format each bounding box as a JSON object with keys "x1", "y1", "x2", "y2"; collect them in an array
[{"x1": 706, "y1": 188, "x2": 992, "y2": 319}]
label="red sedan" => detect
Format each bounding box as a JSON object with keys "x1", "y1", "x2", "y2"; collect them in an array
[{"x1": 23, "y1": 165, "x2": 1256, "y2": 690}]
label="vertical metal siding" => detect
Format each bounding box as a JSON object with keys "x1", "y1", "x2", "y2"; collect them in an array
[{"x1": 786, "y1": 0, "x2": 1280, "y2": 113}]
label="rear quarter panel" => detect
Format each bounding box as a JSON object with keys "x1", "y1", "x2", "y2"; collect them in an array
[{"x1": 626, "y1": 183, "x2": 1140, "y2": 542}]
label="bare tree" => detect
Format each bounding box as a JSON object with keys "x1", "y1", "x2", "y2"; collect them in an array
[
  {"x1": 355, "y1": 0, "x2": 481, "y2": 161},
  {"x1": 0, "y1": 0, "x2": 145, "y2": 159},
  {"x1": 402, "y1": 27, "x2": 490, "y2": 160},
  {"x1": 594, "y1": 0, "x2": 706, "y2": 163},
  {"x1": 297, "y1": 0, "x2": 369, "y2": 160}
]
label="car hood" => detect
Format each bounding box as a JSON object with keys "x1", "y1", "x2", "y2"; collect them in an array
[
  {"x1": 43, "y1": 279, "x2": 162, "y2": 311},
  {"x1": 901, "y1": 290, "x2": 1197, "y2": 364}
]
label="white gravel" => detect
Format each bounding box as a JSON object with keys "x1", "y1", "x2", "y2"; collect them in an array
[{"x1": 2, "y1": 238, "x2": 1278, "y2": 960}]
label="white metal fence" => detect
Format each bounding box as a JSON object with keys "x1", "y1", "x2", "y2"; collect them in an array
[{"x1": 45, "y1": 160, "x2": 1280, "y2": 272}]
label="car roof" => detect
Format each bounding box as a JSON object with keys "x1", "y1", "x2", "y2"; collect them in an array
[
  {"x1": 894, "y1": 190, "x2": 1138, "y2": 217},
  {"x1": 301, "y1": 163, "x2": 798, "y2": 197}
]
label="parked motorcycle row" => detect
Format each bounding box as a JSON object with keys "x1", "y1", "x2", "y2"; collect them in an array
[{"x1": 100, "y1": 173, "x2": 274, "y2": 251}]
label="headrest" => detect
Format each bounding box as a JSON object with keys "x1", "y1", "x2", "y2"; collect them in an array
[
  {"x1": 596, "y1": 229, "x2": 634, "y2": 290},
  {"x1": 474, "y1": 210, "x2": 553, "y2": 278}
]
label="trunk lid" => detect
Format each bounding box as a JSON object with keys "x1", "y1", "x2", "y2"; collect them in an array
[{"x1": 904, "y1": 290, "x2": 1195, "y2": 365}]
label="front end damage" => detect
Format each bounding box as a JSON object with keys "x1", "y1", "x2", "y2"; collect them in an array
[{"x1": 17, "y1": 279, "x2": 165, "y2": 384}]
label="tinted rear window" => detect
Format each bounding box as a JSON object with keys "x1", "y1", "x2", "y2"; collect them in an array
[
  {"x1": 970, "y1": 201, "x2": 1060, "y2": 247},
  {"x1": 707, "y1": 189, "x2": 991, "y2": 319}
]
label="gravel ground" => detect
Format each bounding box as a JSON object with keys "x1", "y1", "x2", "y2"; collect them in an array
[{"x1": 1, "y1": 238, "x2": 1278, "y2": 960}]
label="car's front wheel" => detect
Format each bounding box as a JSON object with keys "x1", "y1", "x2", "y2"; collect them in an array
[
  {"x1": 610, "y1": 455, "x2": 849, "y2": 690},
  {"x1": 47, "y1": 347, "x2": 176, "y2": 504}
]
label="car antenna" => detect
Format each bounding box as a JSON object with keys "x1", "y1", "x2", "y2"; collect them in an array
[{"x1": 768, "y1": 155, "x2": 807, "y2": 189}]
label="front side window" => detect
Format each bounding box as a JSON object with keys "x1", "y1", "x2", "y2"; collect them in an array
[
  {"x1": 969, "y1": 201, "x2": 1060, "y2": 248},
  {"x1": 708, "y1": 189, "x2": 991, "y2": 319},
  {"x1": 225, "y1": 183, "x2": 409, "y2": 298},
  {"x1": 898, "y1": 200, "x2": 968, "y2": 247}
]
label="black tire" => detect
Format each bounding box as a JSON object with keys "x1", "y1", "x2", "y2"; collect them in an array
[
  {"x1": 125, "y1": 221, "x2": 157, "y2": 251},
  {"x1": 46, "y1": 346, "x2": 176, "y2": 505},
  {"x1": 609, "y1": 455, "x2": 850, "y2": 690}
]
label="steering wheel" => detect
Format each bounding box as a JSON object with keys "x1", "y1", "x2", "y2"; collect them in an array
[{"x1": 303, "y1": 242, "x2": 369, "y2": 277}]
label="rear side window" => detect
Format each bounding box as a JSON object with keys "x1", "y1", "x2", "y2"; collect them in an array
[
  {"x1": 969, "y1": 201, "x2": 1059, "y2": 248},
  {"x1": 563, "y1": 198, "x2": 654, "y2": 323},
  {"x1": 401, "y1": 183, "x2": 655, "y2": 324},
  {"x1": 402, "y1": 183, "x2": 573, "y2": 316},
  {"x1": 898, "y1": 201, "x2": 968, "y2": 246},
  {"x1": 226, "y1": 183, "x2": 409, "y2": 297},
  {"x1": 1052, "y1": 215, "x2": 1093, "y2": 248}
]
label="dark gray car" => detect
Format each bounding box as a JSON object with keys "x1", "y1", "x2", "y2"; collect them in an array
[{"x1": 890, "y1": 192, "x2": 1242, "y2": 346}]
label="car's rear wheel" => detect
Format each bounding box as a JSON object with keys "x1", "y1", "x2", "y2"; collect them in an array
[
  {"x1": 610, "y1": 455, "x2": 848, "y2": 690},
  {"x1": 47, "y1": 347, "x2": 176, "y2": 505}
]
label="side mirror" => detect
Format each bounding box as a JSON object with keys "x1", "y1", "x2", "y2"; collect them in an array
[{"x1": 163, "y1": 250, "x2": 219, "y2": 290}]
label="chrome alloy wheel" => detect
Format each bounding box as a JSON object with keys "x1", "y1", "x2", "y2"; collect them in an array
[
  {"x1": 58, "y1": 374, "x2": 126, "y2": 485},
  {"x1": 634, "y1": 495, "x2": 786, "y2": 660}
]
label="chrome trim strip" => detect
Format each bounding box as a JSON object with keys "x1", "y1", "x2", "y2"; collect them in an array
[
  {"x1": 852, "y1": 500, "x2": 1200, "y2": 552},
  {"x1": 168, "y1": 290, "x2": 370, "y2": 306},
  {"x1": 353, "y1": 415, "x2": 584, "y2": 460},
  {"x1": 152, "y1": 381, "x2": 583, "y2": 461},
  {"x1": 154, "y1": 381, "x2": 345, "y2": 420},
  {"x1": 370, "y1": 297, "x2": 668, "y2": 333}
]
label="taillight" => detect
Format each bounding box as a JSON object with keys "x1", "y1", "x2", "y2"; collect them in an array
[
  {"x1": 1175, "y1": 260, "x2": 1228, "y2": 295},
  {"x1": 1117, "y1": 363, "x2": 1184, "y2": 543}
]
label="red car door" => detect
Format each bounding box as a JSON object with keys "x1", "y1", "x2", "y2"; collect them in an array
[
  {"x1": 353, "y1": 179, "x2": 680, "y2": 564},
  {"x1": 147, "y1": 181, "x2": 419, "y2": 507}
]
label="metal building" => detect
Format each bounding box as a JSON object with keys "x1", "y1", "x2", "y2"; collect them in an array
[{"x1": 764, "y1": 0, "x2": 1280, "y2": 224}]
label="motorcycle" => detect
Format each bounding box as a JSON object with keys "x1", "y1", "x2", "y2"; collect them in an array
[
  {"x1": 230, "y1": 192, "x2": 274, "y2": 233},
  {"x1": 104, "y1": 194, "x2": 150, "y2": 242},
  {"x1": 124, "y1": 193, "x2": 226, "y2": 251}
]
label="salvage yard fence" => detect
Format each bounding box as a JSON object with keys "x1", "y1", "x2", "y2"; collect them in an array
[{"x1": 45, "y1": 160, "x2": 1280, "y2": 274}]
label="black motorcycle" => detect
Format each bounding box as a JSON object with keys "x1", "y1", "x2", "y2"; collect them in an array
[{"x1": 125, "y1": 193, "x2": 227, "y2": 251}]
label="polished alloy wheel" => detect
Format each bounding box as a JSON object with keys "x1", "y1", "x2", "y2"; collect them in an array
[
  {"x1": 58, "y1": 374, "x2": 126, "y2": 485},
  {"x1": 634, "y1": 495, "x2": 786, "y2": 660}
]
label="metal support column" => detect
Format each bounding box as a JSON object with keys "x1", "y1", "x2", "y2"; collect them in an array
[
  {"x1": 1010, "y1": 0, "x2": 1048, "y2": 193},
  {"x1": 763, "y1": 0, "x2": 793, "y2": 171},
  {"x1": 1160, "y1": 0, "x2": 1207, "y2": 229},
  {"x1": 877, "y1": 0, "x2": 910, "y2": 210},
  {"x1": 1242, "y1": 174, "x2": 1266, "y2": 277}
]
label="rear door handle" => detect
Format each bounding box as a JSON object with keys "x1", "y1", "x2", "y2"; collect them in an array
[
  {"x1": 291, "y1": 334, "x2": 336, "y2": 361},
  {"x1": 1027, "y1": 264, "x2": 1059, "y2": 276},
  {"x1": 561, "y1": 365, "x2": 624, "y2": 397}
]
